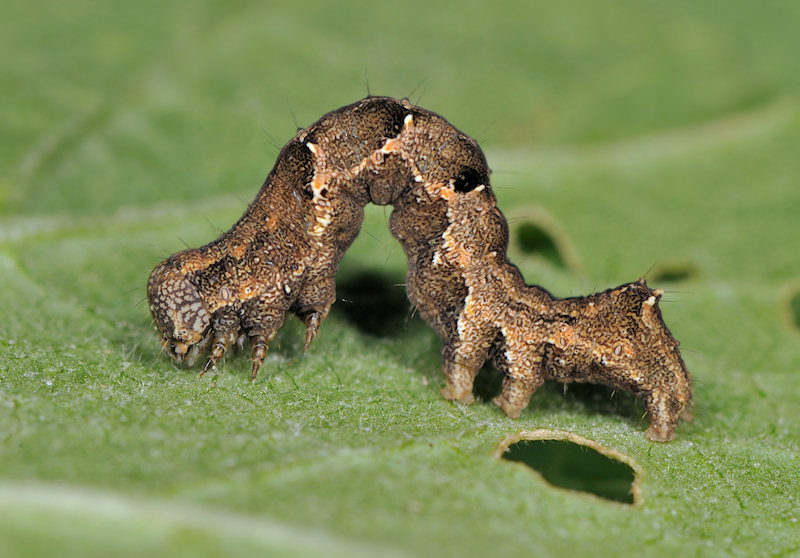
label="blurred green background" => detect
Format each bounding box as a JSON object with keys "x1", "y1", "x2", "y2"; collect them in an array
[{"x1": 1, "y1": 1, "x2": 798, "y2": 556}]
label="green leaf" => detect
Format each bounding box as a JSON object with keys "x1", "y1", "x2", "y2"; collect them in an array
[{"x1": 2, "y1": 1, "x2": 798, "y2": 556}]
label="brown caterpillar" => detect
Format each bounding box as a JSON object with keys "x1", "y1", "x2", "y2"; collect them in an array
[{"x1": 147, "y1": 97, "x2": 692, "y2": 441}]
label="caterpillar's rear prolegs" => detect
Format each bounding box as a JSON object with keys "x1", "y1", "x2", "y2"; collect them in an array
[
  {"x1": 492, "y1": 373, "x2": 544, "y2": 419},
  {"x1": 491, "y1": 345, "x2": 546, "y2": 418},
  {"x1": 643, "y1": 390, "x2": 687, "y2": 442},
  {"x1": 440, "y1": 360, "x2": 479, "y2": 405}
]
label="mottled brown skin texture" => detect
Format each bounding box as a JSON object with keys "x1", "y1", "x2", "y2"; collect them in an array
[{"x1": 148, "y1": 97, "x2": 692, "y2": 441}]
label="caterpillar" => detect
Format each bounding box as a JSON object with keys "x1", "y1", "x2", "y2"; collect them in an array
[{"x1": 147, "y1": 96, "x2": 692, "y2": 441}]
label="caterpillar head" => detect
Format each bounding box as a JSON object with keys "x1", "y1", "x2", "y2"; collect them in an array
[{"x1": 147, "y1": 258, "x2": 211, "y2": 365}]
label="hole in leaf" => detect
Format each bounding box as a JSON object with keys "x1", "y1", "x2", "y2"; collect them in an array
[
  {"x1": 496, "y1": 430, "x2": 642, "y2": 505},
  {"x1": 650, "y1": 261, "x2": 698, "y2": 283},
  {"x1": 508, "y1": 206, "x2": 583, "y2": 273},
  {"x1": 335, "y1": 270, "x2": 410, "y2": 337},
  {"x1": 780, "y1": 282, "x2": 800, "y2": 333},
  {"x1": 503, "y1": 441, "x2": 634, "y2": 503},
  {"x1": 516, "y1": 221, "x2": 565, "y2": 268}
]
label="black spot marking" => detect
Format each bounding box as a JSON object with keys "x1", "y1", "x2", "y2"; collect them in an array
[
  {"x1": 277, "y1": 139, "x2": 315, "y2": 189},
  {"x1": 381, "y1": 101, "x2": 410, "y2": 138},
  {"x1": 357, "y1": 98, "x2": 409, "y2": 139},
  {"x1": 453, "y1": 167, "x2": 486, "y2": 193},
  {"x1": 502, "y1": 439, "x2": 637, "y2": 504}
]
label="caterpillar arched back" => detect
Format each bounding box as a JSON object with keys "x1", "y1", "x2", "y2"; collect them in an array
[{"x1": 147, "y1": 97, "x2": 692, "y2": 441}]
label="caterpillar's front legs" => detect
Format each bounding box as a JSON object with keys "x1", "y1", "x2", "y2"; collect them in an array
[
  {"x1": 241, "y1": 295, "x2": 289, "y2": 380},
  {"x1": 249, "y1": 332, "x2": 274, "y2": 380},
  {"x1": 301, "y1": 310, "x2": 322, "y2": 352},
  {"x1": 293, "y1": 274, "x2": 336, "y2": 353},
  {"x1": 249, "y1": 307, "x2": 323, "y2": 379},
  {"x1": 200, "y1": 309, "x2": 241, "y2": 376}
]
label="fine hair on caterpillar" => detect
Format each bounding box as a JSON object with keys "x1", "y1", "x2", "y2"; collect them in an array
[{"x1": 147, "y1": 97, "x2": 692, "y2": 442}]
